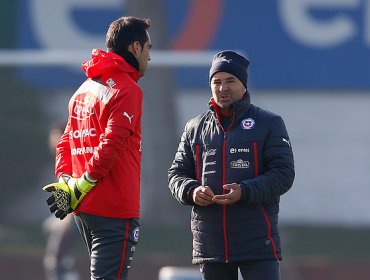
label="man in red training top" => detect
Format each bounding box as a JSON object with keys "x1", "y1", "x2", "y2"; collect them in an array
[{"x1": 43, "y1": 16, "x2": 152, "y2": 280}]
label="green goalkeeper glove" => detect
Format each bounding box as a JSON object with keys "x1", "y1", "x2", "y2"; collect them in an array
[
  {"x1": 43, "y1": 173, "x2": 96, "y2": 220},
  {"x1": 43, "y1": 174, "x2": 72, "y2": 220}
]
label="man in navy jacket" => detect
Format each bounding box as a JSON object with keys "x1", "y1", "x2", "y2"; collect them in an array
[{"x1": 168, "y1": 50, "x2": 295, "y2": 280}]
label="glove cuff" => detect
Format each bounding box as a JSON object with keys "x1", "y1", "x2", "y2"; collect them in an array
[
  {"x1": 84, "y1": 172, "x2": 98, "y2": 184},
  {"x1": 77, "y1": 173, "x2": 96, "y2": 193},
  {"x1": 59, "y1": 174, "x2": 72, "y2": 184}
]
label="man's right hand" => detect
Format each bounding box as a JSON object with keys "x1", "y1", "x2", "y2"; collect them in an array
[{"x1": 192, "y1": 186, "x2": 215, "y2": 206}]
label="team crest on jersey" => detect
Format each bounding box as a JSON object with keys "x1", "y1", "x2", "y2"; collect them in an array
[
  {"x1": 241, "y1": 118, "x2": 255, "y2": 130},
  {"x1": 132, "y1": 227, "x2": 140, "y2": 242}
]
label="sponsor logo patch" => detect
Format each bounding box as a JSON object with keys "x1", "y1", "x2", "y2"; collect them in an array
[
  {"x1": 69, "y1": 128, "x2": 96, "y2": 139},
  {"x1": 106, "y1": 78, "x2": 116, "y2": 88},
  {"x1": 230, "y1": 159, "x2": 250, "y2": 168},
  {"x1": 71, "y1": 146, "x2": 98, "y2": 156},
  {"x1": 123, "y1": 112, "x2": 134, "y2": 124},
  {"x1": 219, "y1": 57, "x2": 231, "y2": 63},
  {"x1": 230, "y1": 147, "x2": 250, "y2": 154},
  {"x1": 72, "y1": 100, "x2": 95, "y2": 120},
  {"x1": 206, "y1": 149, "x2": 217, "y2": 156},
  {"x1": 282, "y1": 137, "x2": 291, "y2": 147}
]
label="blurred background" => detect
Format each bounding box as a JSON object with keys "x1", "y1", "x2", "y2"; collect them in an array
[{"x1": 1, "y1": 0, "x2": 370, "y2": 279}]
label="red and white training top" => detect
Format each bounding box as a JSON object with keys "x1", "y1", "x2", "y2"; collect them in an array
[{"x1": 55, "y1": 49, "x2": 143, "y2": 218}]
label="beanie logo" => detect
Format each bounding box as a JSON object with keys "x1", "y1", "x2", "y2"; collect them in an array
[
  {"x1": 241, "y1": 118, "x2": 255, "y2": 130},
  {"x1": 219, "y1": 58, "x2": 232, "y2": 63}
]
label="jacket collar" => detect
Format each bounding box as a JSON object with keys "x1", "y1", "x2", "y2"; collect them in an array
[
  {"x1": 209, "y1": 91, "x2": 251, "y2": 125},
  {"x1": 116, "y1": 49, "x2": 139, "y2": 72},
  {"x1": 82, "y1": 49, "x2": 141, "y2": 82}
]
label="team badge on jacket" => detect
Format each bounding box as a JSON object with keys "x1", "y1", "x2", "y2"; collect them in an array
[
  {"x1": 241, "y1": 118, "x2": 255, "y2": 130},
  {"x1": 132, "y1": 227, "x2": 140, "y2": 242}
]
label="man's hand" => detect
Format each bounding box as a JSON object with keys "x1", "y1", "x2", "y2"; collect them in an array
[
  {"x1": 212, "y1": 183, "x2": 241, "y2": 205},
  {"x1": 43, "y1": 178, "x2": 72, "y2": 220},
  {"x1": 192, "y1": 186, "x2": 215, "y2": 206},
  {"x1": 43, "y1": 173, "x2": 96, "y2": 219}
]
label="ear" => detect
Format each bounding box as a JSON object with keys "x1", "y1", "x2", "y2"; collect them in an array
[{"x1": 128, "y1": 41, "x2": 142, "y2": 58}]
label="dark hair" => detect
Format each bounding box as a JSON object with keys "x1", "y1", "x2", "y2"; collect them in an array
[{"x1": 106, "y1": 16, "x2": 151, "y2": 55}]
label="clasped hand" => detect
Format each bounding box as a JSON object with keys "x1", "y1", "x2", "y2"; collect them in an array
[
  {"x1": 192, "y1": 183, "x2": 241, "y2": 206},
  {"x1": 42, "y1": 174, "x2": 96, "y2": 220}
]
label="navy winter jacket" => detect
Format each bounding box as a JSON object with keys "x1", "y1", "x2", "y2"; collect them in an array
[{"x1": 168, "y1": 94, "x2": 295, "y2": 264}]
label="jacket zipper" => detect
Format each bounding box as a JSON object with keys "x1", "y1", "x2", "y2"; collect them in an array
[
  {"x1": 195, "y1": 144, "x2": 201, "y2": 183},
  {"x1": 222, "y1": 133, "x2": 229, "y2": 262},
  {"x1": 222, "y1": 111, "x2": 236, "y2": 263}
]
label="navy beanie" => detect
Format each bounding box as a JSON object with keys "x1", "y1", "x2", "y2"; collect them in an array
[{"x1": 209, "y1": 50, "x2": 250, "y2": 88}]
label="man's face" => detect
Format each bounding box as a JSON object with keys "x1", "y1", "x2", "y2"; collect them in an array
[
  {"x1": 210, "y1": 72, "x2": 246, "y2": 111},
  {"x1": 137, "y1": 31, "x2": 152, "y2": 76}
]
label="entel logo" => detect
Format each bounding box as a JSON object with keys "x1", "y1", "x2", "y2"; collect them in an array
[
  {"x1": 70, "y1": 128, "x2": 96, "y2": 139},
  {"x1": 230, "y1": 148, "x2": 250, "y2": 154}
]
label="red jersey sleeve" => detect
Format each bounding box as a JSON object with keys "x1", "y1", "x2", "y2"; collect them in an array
[{"x1": 107, "y1": 84, "x2": 140, "y2": 133}]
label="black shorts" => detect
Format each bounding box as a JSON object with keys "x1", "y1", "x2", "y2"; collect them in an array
[{"x1": 74, "y1": 213, "x2": 139, "y2": 280}]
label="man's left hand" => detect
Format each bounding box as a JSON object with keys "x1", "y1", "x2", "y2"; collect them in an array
[
  {"x1": 43, "y1": 173, "x2": 96, "y2": 220},
  {"x1": 43, "y1": 180, "x2": 72, "y2": 220},
  {"x1": 212, "y1": 183, "x2": 241, "y2": 205}
]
